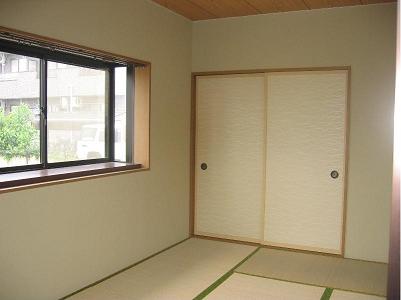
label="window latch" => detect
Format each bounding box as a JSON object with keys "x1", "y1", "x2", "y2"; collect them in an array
[{"x1": 40, "y1": 106, "x2": 47, "y2": 116}]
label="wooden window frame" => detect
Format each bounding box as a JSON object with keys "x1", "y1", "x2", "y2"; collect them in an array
[{"x1": 0, "y1": 26, "x2": 151, "y2": 193}]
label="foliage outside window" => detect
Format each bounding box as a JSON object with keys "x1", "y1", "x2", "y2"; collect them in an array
[{"x1": 0, "y1": 104, "x2": 39, "y2": 164}]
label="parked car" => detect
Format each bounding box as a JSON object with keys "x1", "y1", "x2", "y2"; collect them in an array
[{"x1": 76, "y1": 123, "x2": 125, "y2": 160}]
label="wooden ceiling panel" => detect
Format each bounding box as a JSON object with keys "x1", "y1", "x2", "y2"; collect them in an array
[
  {"x1": 272, "y1": 0, "x2": 309, "y2": 11},
  {"x1": 152, "y1": 0, "x2": 215, "y2": 20},
  {"x1": 304, "y1": 0, "x2": 330, "y2": 9},
  {"x1": 361, "y1": 0, "x2": 394, "y2": 4},
  {"x1": 245, "y1": 0, "x2": 279, "y2": 14},
  {"x1": 151, "y1": 0, "x2": 396, "y2": 20},
  {"x1": 190, "y1": 0, "x2": 259, "y2": 18},
  {"x1": 305, "y1": 0, "x2": 361, "y2": 9}
]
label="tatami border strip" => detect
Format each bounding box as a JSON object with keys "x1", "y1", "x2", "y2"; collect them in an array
[
  {"x1": 59, "y1": 237, "x2": 191, "y2": 299},
  {"x1": 193, "y1": 246, "x2": 261, "y2": 299},
  {"x1": 321, "y1": 288, "x2": 334, "y2": 300}
]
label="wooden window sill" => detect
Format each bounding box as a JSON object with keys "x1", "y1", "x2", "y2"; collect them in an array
[{"x1": 0, "y1": 162, "x2": 143, "y2": 192}]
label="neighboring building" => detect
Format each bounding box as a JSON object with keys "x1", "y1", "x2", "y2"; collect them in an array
[
  {"x1": 0, "y1": 51, "x2": 126, "y2": 162},
  {"x1": 0, "y1": 52, "x2": 40, "y2": 116}
]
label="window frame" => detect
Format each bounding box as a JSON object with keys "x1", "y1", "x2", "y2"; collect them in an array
[{"x1": 0, "y1": 38, "x2": 135, "y2": 174}]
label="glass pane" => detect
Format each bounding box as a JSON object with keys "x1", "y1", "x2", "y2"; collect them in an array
[
  {"x1": 11, "y1": 59, "x2": 18, "y2": 72},
  {"x1": 0, "y1": 52, "x2": 40, "y2": 168},
  {"x1": 48, "y1": 61, "x2": 56, "y2": 70},
  {"x1": 28, "y1": 60, "x2": 37, "y2": 72},
  {"x1": 19, "y1": 58, "x2": 28, "y2": 72},
  {"x1": 47, "y1": 61, "x2": 106, "y2": 163},
  {"x1": 114, "y1": 67, "x2": 126, "y2": 161}
]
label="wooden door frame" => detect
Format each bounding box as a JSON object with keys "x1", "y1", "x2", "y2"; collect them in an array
[
  {"x1": 387, "y1": 4, "x2": 400, "y2": 299},
  {"x1": 190, "y1": 66, "x2": 351, "y2": 256}
]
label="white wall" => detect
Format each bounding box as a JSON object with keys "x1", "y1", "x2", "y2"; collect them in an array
[
  {"x1": 192, "y1": 3, "x2": 396, "y2": 263},
  {"x1": 0, "y1": 1, "x2": 191, "y2": 299}
]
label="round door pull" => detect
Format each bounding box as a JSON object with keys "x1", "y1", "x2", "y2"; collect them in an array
[
  {"x1": 330, "y1": 170, "x2": 339, "y2": 179},
  {"x1": 201, "y1": 163, "x2": 208, "y2": 170}
]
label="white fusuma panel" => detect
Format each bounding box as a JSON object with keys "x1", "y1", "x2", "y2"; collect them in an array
[
  {"x1": 195, "y1": 74, "x2": 266, "y2": 242},
  {"x1": 264, "y1": 70, "x2": 348, "y2": 254}
]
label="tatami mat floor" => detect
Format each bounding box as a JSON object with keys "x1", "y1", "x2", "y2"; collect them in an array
[
  {"x1": 66, "y1": 238, "x2": 256, "y2": 300},
  {"x1": 205, "y1": 273, "x2": 325, "y2": 299},
  {"x1": 237, "y1": 247, "x2": 388, "y2": 297},
  {"x1": 330, "y1": 290, "x2": 386, "y2": 300},
  {"x1": 205, "y1": 273, "x2": 385, "y2": 300},
  {"x1": 65, "y1": 238, "x2": 388, "y2": 300}
]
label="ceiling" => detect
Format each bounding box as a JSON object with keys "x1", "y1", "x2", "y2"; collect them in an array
[{"x1": 151, "y1": 0, "x2": 395, "y2": 20}]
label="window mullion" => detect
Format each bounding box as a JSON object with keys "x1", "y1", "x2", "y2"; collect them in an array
[
  {"x1": 107, "y1": 68, "x2": 115, "y2": 161},
  {"x1": 39, "y1": 59, "x2": 48, "y2": 168}
]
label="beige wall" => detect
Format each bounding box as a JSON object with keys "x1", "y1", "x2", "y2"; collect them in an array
[
  {"x1": 0, "y1": 2, "x2": 396, "y2": 299},
  {"x1": 0, "y1": 0, "x2": 191, "y2": 299},
  {"x1": 193, "y1": 3, "x2": 396, "y2": 263}
]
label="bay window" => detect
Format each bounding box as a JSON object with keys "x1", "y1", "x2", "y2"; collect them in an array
[{"x1": 0, "y1": 27, "x2": 150, "y2": 189}]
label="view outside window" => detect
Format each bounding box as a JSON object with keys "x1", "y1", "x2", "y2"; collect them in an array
[
  {"x1": 115, "y1": 67, "x2": 127, "y2": 161},
  {"x1": 11, "y1": 59, "x2": 18, "y2": 72},
  {"x1": 28, "y1": 60, "x2": 37, "y2": 72},
  {"x1": 0, "y1": 50, "x2": 128, "y2": 169},
  {"x1": 0, "y1": 52, "x2": 40, "y2": 168},
  {"x1": 47, "y1": 62, "x2": 106, "y2": 162},
  {"x1": 19, "y1": 58, "x2": 28, "y2": 72}
]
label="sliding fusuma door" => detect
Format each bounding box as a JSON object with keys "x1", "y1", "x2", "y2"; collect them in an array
[
  {"x1": 194, "y1": 74, "x2": 266, "y2": 242},
  {"x1": 263, "y1": 70, "x2": 348, "y2": 254},
  {"x1": 193, "y1": 68, "x2": 349, "y2": 254}
]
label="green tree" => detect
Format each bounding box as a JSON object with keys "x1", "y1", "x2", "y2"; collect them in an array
[{"x1": 0, "y1": 104, "x2": 40, "y2": 164}]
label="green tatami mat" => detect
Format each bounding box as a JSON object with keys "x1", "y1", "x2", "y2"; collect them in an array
[
  {"x1": 205, "y1": 273, "x2": 325, "y2": 299},
  {"x1": 330, "y1": 290, "x2": 386, "y2": 300},
  {"x1": 68, "y1": 238, "x2": 257, "y2": 300},
  {"x1": 193, "y1": 246, "x2": 260, "y2": 299},
  {"x1": 236, "y1": 248, "x2": 387, "y2": 296}
]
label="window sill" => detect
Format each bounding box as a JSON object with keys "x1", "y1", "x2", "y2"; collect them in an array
[{"x1": 0, "y1": 162, "x2": 144, "y2": 192}]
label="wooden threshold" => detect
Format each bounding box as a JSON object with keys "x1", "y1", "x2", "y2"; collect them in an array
[
  {"x1": 193, "y1": 234, "x2": 261, "y2": 247},
  {"x1": 194, "y1": 234, "x2": 345, "y2": 259},
  {"x1": 194, "y1": 234, "x2": 390, "y2": 265}
]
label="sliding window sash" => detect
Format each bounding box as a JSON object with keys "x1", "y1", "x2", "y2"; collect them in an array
[{"x1": 0, "y1": 38, "x2": 136, "y2": 174}]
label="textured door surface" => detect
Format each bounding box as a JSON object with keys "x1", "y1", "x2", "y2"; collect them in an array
[
  {"x1": 195, "y1": 74, "x2": 266, "y2": 242},
  {"x1": 264, "y1": 70, "x2": 348, "y2": 254}
]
